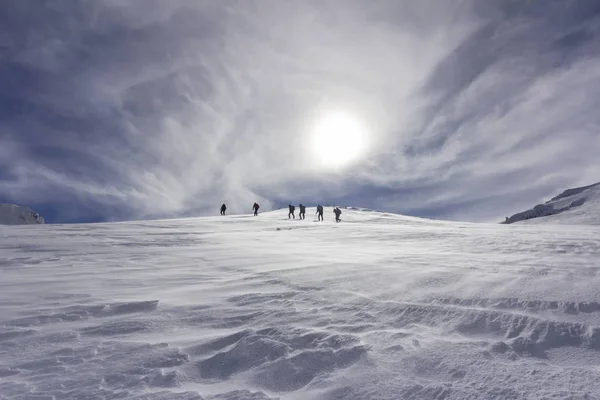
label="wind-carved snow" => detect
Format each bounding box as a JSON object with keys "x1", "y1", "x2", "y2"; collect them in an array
[
  {"x1": 0, "y1": 204, "x2": 45, "y2": 225},
  {"x1": 503, "y1": 182, "x2": 600, "y2": 225},
  {"x1": 1, "y1": 208, "x2": 600, "y2": 399}
]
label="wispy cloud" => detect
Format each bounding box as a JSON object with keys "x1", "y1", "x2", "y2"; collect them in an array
[{"x1": 0, "y1": 0, "x2": 598, "y2": 223}]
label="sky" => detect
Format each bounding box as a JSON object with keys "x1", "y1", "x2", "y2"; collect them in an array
[{"x1": 1, "y1": 0, "x2": 599, "y2": 224}]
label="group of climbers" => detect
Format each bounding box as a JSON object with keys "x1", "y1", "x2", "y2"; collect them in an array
[
  {"x1": 221, "y1": 203, "x2": 260, "y2": 216},
  {"x1": 287, "y1": 204, "x2": 341, "y2": 222},
  {"x1": 287, "y1": 204, "x2": 306, "y2": 219},
  {"x1": 220, "y1": 203, "x2": 342, "y2": 222}
]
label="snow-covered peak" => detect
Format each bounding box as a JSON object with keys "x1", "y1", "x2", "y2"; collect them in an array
[
  {"x1": 503, "y1": 182, "x2": 600, "y2": 225},
  {"x1": 0, "y1": 204, "x2": 45, "y2": 225}
]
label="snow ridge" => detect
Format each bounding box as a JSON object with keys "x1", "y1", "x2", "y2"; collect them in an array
[
  {"x1": 0, "y1": 204, "x2": 45, "y2": 225},
  {"x1": 503, "y1": 182, "x2": 600, "y2": 225}
]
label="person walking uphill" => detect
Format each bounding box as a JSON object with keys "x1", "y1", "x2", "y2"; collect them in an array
[
  {"x1": 299, "y1": 204, "x2": 306, "y2": 220},
  {"x1": 334, "y1": 207, "x2": 342, "y2": 223},
  {"x1": 316, "y1": 204, "x2": 324, "y2": 221},
  {"x1": 253, "y1": 202, "x2": 260, "y2": 216},
  {"x1": 220, "y1": 203, "x2": 227, "y2": 216},
  {"x1": 288, "y1": 204, "x2": 296, "y2": 219}
]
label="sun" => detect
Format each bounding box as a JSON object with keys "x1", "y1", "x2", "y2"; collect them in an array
[{"x1": 311, "y1": 112, "x2": 366, "y2": 167}]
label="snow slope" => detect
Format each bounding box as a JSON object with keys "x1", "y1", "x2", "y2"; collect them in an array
[
  {"x1": 1, "y1": 208, "x2": 600, "y2": 399},
  {"x1": 0, "y1": 204, "x2": 45, "y2": 225},
  {"x1": 503, "y1": 182, "x2": 600, "y2": 225}
]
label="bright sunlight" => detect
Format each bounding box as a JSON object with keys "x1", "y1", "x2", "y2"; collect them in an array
[{"x1": 311, "y1": 112, "x2": 367, "y2": 168}]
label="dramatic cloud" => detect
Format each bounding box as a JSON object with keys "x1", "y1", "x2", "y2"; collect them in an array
[{"x1": 1, "y1": 0, "x2": 599, "y2": 223}]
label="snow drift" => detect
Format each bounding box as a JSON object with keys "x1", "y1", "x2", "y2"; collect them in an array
[
  {"x1": 503, "y1": 182, "x2": 600, "y2": 225},
  {"x1": 1, "y1": 208, "x2": 600, "y2": 399},
  {"x1": 0, "y1": 204, "x2": 45, "y2": 225}
]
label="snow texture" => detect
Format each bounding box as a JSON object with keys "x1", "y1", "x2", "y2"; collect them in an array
[
  {"x1": 503, "y1": 182, "x2": 600, "y2": 225},
  {"x1": 1, "y1": 207, "x2": 600, "y2": 399},
  {"x1": 0, "y1": 204, "x2": 45, "y2": 225}
]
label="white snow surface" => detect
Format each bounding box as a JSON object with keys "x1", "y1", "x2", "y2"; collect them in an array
[
  {"x1": 1, "y1": 207, "x2": 600, "y2": 400},
  {"x1": 505, "y1": 182, "x2": 600, "y2": 225},
  {"x1": 0, "y1": 204, "x2": 45, "y2": 225}
]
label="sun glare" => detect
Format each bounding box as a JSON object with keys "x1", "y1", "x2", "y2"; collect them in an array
[{"x1": 311, "y1": 112, "x2": 366, "y2": 168}]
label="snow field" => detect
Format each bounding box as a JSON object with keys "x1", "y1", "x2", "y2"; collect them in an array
[{"x1": 1, "y1": 208, "x2": 600, "y2": 399}]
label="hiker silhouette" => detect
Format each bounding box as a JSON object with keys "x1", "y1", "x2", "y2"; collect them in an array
[
  {"x1": 299, "y1": 204, "x2": 306, "y2": 220},
  {"x1": 334, "y1": 207, "x2": 342, "y2": 222},
  {"x1": 316, "y1": 204, "x2": 324, "y2": 221}
]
